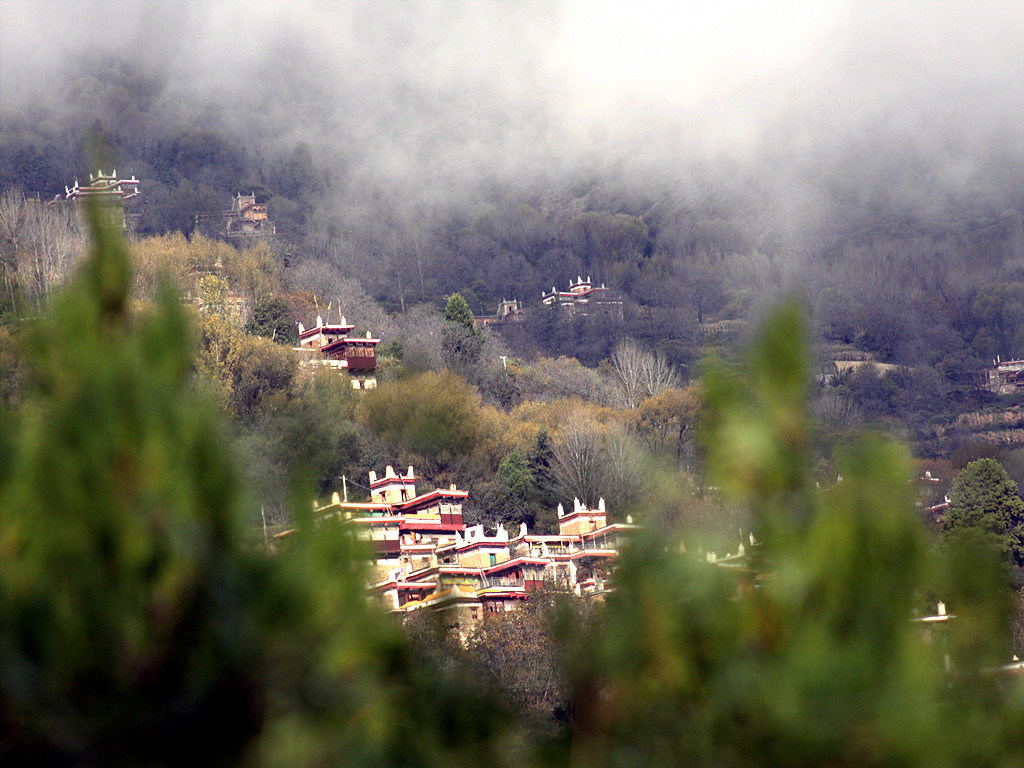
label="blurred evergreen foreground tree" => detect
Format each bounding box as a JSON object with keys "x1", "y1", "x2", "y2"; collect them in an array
[
  {"x1": 2, "y1": 205, "x2": 1024, "y2": 768},
  {"x1": 558, "y1": 304, "x2": 1024, "y2": 767},
  {"x1": 0, "y1": 206, "x2": 507, "y2": 767}
]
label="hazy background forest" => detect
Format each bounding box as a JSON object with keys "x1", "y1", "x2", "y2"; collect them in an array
[{"x1": 3, "y1": 2, "x2": 1024, "y2": 518}]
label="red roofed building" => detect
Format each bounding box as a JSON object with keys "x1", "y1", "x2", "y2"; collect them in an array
[
  {"x1": 297, "y1": 312, "x2": 381, "y2": 389},
  {"x1": 285, "y1": 464, "x2": 757, "y2": 640},
  {"x1": 56, "y1": 169, "x2": 140, "y2": 229},
  {"x1": 541, "y1": 276, "x2": 623, "y2": 319},
  {"x1": 224, "y1": 192, "x2": 275, "y2": 237},
  {"x1": 303, "y1": 463, "x2": 639, "y2": 636},
  {"x1": 311, "y1": 465, "x2": 467, "y2": 579}
]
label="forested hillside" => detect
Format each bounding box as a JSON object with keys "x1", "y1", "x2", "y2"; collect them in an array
[
  {"x1": 4, "y1": 48, "x2": 1024, "y2": 476},
  {"x1": 4, "y1": 4, "x2": 1024, "y2": 524}
]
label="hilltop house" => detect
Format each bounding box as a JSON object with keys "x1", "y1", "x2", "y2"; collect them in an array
[
  {"x1": 224, "y1": 192, "x2": 275, "y2": 237},
  {"x1": 541, "y1": 276, "x2": 622, "y2": 319},
  {"x1": 473, "y1": 298, "x2": 523, "y2": 328},
  {"x1": 54, "y1": 169, "x2": 140, "y2": 229},
  {"x1": 296, "y1": 312, "x2": 381, "y2": 389},
  {"x1": 978, "y1": 356, "x2": 1024, "y2": 394}
]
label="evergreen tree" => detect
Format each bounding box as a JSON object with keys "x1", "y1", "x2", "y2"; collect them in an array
[
  {"x1": 276, "y1": 141, "x2": 324, "y2": 204},
  {"x1": 527, "y1": 427, "x2": 559, "y2": 531},
  {"x1": 6, "y1": 206, "x2": 1024, "y2": 767},
  {"x1": 245, "y1": 296, "x2": 298, "y2": 346},
  {"x1": 498, "y1": 448, "x2": 532, "y2": 499},
  {"x1": 942, "y1": 457, "x2": 1024, "y2": 567},
  {"x1": 481, "y1": 448, "x2": 536, "y2": 528},
  {"x1": 0, "y1": 203, "x2": 266, "y2": 762},
  {"x1": 443, "y1": 292, "x2": 476, "y2": 330},
  {"x1": 441, "y1": 292, "x2": 484, "y2": 380}
]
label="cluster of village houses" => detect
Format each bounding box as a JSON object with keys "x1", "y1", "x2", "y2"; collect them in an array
[
  {"x1": 301, "y1": 464, "x2": 1024, "y2": 678},
  {"x1": 296, "y1": 465, "x2": 641, "y2": 635},
  {"x1": 293, "y1": 463, "x2": 1020, "y2": 662}
]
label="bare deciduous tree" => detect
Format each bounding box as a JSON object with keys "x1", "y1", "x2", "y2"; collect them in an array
[
  {"x1": 551, "y1": 410, "x2": 605, "y2": 508},
  {"x1": 0, "y1": 190, "x2": 29, "y2": 310},
  {"x1": 517, "y1": 356, "x2": 610, "y2": 404},
  {"x1": 289, "y1": 259, "x2": 397, "y2": 340},
  {"x1": 301, "y1": 204, "x2": 340, "y2": 265},
  {"x1": 551, "y1": 408, "x2": 645, "y2": 512},
  {"x1": 393, "y1": 303, "x2": 444, "y2": 371},
  {"x1": 810, "y1": 389, "x2": 863, "y2": 432},
  {"x1": 600, "y1": 423, "x2": 646, "y2": 511},
  {"x1": 610, "y1": 338, "x2": 680, "y2": 409},
  {"x1": 0, "y1": 192, "x2": 85, "y2": 313},
  {"x1": 462, "y1": 592, "x2": 572, "y2": 722}
]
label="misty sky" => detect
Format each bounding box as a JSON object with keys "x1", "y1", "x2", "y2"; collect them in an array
[{"x1": 3, "y1": 1, "x2": 1024, "y2": 191}]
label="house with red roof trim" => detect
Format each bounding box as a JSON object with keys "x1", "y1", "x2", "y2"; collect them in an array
[
  {"x1": 541, "y1": 276, "x2": 623, "y2": 319},
  {"x1": 296, "y1": 312, "x2": 381, "y2": 389},
  {"x1": 300, "y1": 464, "x2": 640, "y2": 637}
]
